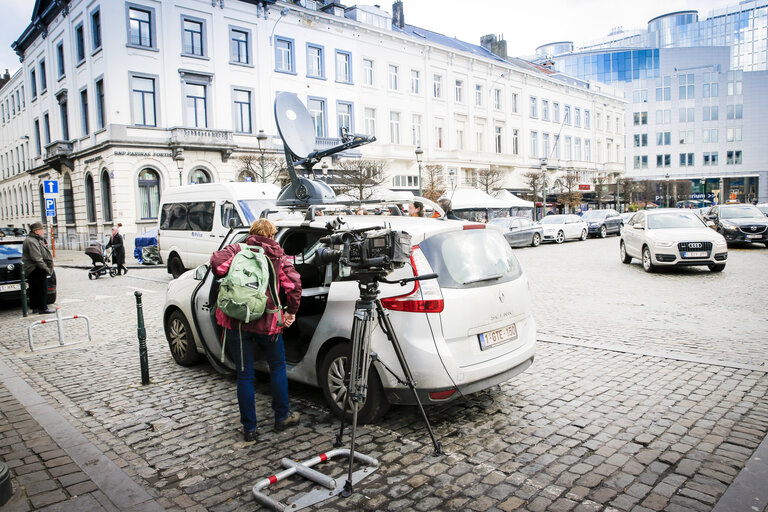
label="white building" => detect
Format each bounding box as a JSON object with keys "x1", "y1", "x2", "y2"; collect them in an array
[{"x1": 1, "y1": 0, "x2": 625, "y2": 249}]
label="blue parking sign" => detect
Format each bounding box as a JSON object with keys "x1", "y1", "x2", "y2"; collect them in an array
[
  {"x1": 45, "y1": 198, "x2": 56, "y2": 217},
  {"x1": 44, "y1": 180, "x2": 59, "y2": 195}
]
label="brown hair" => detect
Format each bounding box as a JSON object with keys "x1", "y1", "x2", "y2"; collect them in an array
[{"x1": 249, "y1": 219, "x2": 277, "y2": 238}]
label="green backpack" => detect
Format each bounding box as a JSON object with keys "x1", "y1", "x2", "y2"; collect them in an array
[{"x1": 216, "y1": 244, "x2": 281, "y2": 324}]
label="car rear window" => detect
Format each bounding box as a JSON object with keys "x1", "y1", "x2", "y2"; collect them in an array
[{"x1": 419, "y1": 229, "x2": 522, "y2": 289}]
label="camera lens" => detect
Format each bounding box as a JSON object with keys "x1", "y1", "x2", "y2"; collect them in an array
[{"x1": 316, "y1": 246, "x2": 342, "y2": 265}]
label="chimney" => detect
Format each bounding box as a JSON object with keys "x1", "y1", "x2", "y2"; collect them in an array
[
  {"x1": 0, "y1": 69, "x2": 10, "y2": 89},
  {"x1": 392, "y1": 0, "x2": 404, "y2": 29},
  {"x1": 480, "y1": 34, "x2": 507, "y2": 60}
]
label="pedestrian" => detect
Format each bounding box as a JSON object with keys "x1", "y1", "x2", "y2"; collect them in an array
[
  {"x1": 408, "y1": 201, "x2": 425, "y2": 217},
  {"x1": 22, "y1": 222, "x2": 54, "y2": 314},
  {"x1": 210, "y1": 219, "x2": 302, "y2": 442},
  {"x1": 437, "y1": 198, "x2": 462, "y2": 220},
  {"x1": 106, "y1": 223, "x2": 128, "y2": 275}
]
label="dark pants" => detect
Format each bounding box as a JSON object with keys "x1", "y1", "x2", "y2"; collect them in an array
[{"x1": 27, "y1": 269, "x2": 48, "y2": 311}]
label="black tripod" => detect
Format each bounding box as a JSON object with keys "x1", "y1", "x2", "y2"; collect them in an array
[{"x1": 334, "y1": 270, "x2": 444, "y2": 498}]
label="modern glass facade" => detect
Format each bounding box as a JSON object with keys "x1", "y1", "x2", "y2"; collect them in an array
[{"x1": 556, "y1": 49, "x2": 659, "y2": 83}]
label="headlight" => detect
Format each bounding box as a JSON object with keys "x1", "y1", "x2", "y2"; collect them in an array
[
  {"x1": 722, "y1": 222, "x2": 739, "y2": 231},
  {"x1": 589, "y1": 222, "x2": 599, "y2": 227},
  {"x1": 654, "y1": 241, "x2": 674, "y2": 248},
  {"x1": 714, "y1": 238, "x2": 727, "y2": 246}
]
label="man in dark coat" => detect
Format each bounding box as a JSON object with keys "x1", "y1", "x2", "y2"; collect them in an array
[{"x1": 22, "y1": 222, "x2": 54, "y2": 314}]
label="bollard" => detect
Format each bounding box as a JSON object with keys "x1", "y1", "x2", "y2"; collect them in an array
[
  {"x1": 19, "y1": 262, "x2": 28, "y2": 318},
  {"x1": 135, "y1": 291, "x2": 150, "y2": 385}
]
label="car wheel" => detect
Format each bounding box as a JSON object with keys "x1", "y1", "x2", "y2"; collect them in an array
[
  {"x1": 165, "y1": 310, "x2": 200, "y2": 366},
  {"x1": 319, "y1": 342, "x2": 389, "y2": 425},
  {"x1": 620, "y1": 241, "x2": 632, "y2": 264},
  {"x1": 580, "y1": 229, "x2": 588, "y2": 241},
  {"x1": 555, "y1": 231, "x2": 565, "y2": 244},
  {"x1": 46, "y1": 292, "x2": 56, "y2": 304},
  {"x1": 642, "y1": 246, "x2": 656, "y2": 273},
  {"x1": 599, "y1": 225, "x2": 607, "y2": 238},
  {"x1": 168, "y1": 255, "x2": 185, "y2": 279},
  {"x1": 764, "y1": 242, "x2": 768, "y2": 248},
  {"x1": 708, "y1": 263, "x2": 726, "y2": 272},
  {"x1": 531, "y1": 233, "x2": 541, "y2": 247}
]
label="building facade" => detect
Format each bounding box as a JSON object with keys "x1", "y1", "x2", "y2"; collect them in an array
[{"x1": 1, "y1": 0, "x2": 625, "y2": 249}]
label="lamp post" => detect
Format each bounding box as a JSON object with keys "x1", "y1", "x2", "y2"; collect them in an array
[
  {"x1": 256, "y1": 130, "x2": 268, "y2": 183},
  {"x1": 665, "y1": 173, "x2": 670, "y2": 208},
  {"x1": 448, "y1": 168, "x2": 455, "y2": 192},
  {"x1": 415, "y1": 146, "x2": 423, "y2": 197},
  {"x1": 614, "y1": 173, "x2": 621, "y2": 212}
]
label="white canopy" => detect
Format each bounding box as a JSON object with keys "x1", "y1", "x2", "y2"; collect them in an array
[
  {"x1": 493, "y1": 189, "x2": 534, "y2": 208},
  {"x1": 336, "y1": 187, "x2": 414, "y2": 202},
  {"x1": 442, "y1": 188, "x2": 511, "y2": 209}
]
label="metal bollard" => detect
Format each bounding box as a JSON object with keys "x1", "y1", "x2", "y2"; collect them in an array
[
  {"x1": 19, "y1": 262, "x2": 28, "y2": 318},
  {"x1": 135, "y1": 291, "x2": 150, "y2": 385}
]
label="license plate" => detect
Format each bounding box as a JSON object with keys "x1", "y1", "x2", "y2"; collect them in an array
[
  {"x1": 479, "y1": 323, "x2": 517, "y2": 350},
  {"x1": 683, "y1": 251, "x2": 708, "y2": 258},
  {"x1": 747, "y1": 234, "x2": 761, "y2": 239},
  {"x1": 0, "y1": 283, "x2": 21, "y2": 292}
]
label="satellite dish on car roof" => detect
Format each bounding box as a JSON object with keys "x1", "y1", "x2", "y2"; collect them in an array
[{"x1": 275, "y1": 92, "x2": 316, "y2": 160}]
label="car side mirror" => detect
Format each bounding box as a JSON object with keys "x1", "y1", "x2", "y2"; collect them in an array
[
  {"x1": 633, "y1": 224, "x2": 644, "y2": 230},
  {"x1": 194, "y1": 264, "x2": 209, "y2": 281}
]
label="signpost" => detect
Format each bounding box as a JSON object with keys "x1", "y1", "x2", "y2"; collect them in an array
[{"x1": 43, "y1": 180, "x2": 59, "y2": 258}]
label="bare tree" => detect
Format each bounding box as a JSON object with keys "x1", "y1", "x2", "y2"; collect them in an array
[
  {"x1": 556, "y1": 171, "x2": 583, "y2": 213},
  {"x1": 236, "y1": 154, "x2": 287, "y2": 185},
  {"x1": 422, "y1": 164, "x2": 446, "y2": 202},
  {"x1": 476, "y1": 165, "x2": 506, "y2": 194},
  {"x1": 334, "y1": 159, "x2": 388, "y2": 200},
  {"x1": 522, "y1": 171, "x2": 544, "y2": 203},
  {"x1": 593, "y1": 174, "x2": 610, "y2": 209},
  {"x1": 618, "y1": 177, "x2": 639, "y2": 206}
]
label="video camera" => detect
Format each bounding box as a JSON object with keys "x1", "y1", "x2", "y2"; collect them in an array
[{"x1": 316, "y1": 220, "x2": 411, "y2": 275}]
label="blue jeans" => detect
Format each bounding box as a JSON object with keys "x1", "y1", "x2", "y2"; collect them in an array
[{"x1": 225, "y1": 329, "x2": 291, "y2": 432}]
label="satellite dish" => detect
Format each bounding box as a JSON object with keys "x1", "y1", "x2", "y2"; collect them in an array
[{"x1": 274, "y1": 92, "x2": 316, "y2": 160}]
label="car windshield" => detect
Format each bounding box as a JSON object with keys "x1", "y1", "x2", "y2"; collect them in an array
[
  {"x1": 721, "y1": 205, "x2": 764, "y2": 219},
  {"x1": 419, "y1": 229, "x2": 522, "y2": 289},
  {"x1": 238, "y1": 199, "x2": 277, "y2": 224},
  {"x1": 647, "y1": 213, "x2": 705, "y2": 229},
  {"x1": 581, "y1": 211, "x2": 607, "y2": 220},
  {"x1": 539, "y1": 215, "x2": 565, "y2": 225},
  {"x1": 758, "y1": 206, "x2": 768, "y2": 215},
  {"x1": 0, "y1": 243, "x2": 23, "y2": 258}
]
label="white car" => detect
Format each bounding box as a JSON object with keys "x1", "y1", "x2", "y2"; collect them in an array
[
  {"x1": 620, "y1": 208, "x2": 728, "y2": 273},
  {"x1": 538, "y1": 214, "x2": 588, "y2": 243},
  {"x1": 163, "y1": 214, "x2": 536, "y2": 423}
]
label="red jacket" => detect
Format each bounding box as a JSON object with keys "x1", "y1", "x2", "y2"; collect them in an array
[{"x1": 209, "y1": 235, "x2": 302, "y2": 335}]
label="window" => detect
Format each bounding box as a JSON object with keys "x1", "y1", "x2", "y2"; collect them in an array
[
  {"x1": 231, "y1": 28, "x2": 251, "y2": 65},
  {"x1": 455, "y1": 80, "x2": 464, "y2": 103},
  {"x1": 43, "y1": 113, "x2": 51, "y2": 144},
  {"x1": 476, "y1": 124, "x2": 484, "y2": 151},
  {"x1": 138, "y1": 169, "x2": 160, "y2": 219},
  {"x1": 33, "y1": 119, "x2": 41, "y2": 156},
  {"x1": 388, "y1": 65, "x2": 398, "y2": 90},
  {"x1": 364, "y1": 107, "x2": 375, "y2": 136},
  {"x1": 456, "y1": 121, "x2": 465, "y2": 150},
  {"x1": 30, "y1": 69, "x2": 37, "y2": 98},
  {"x1": 363, "y1": 59, "x2": 374, "y2": 86},
  {"x1": 585, "y1": 139, "x2": 591, "y2": 161},
  {"x1": 39, "y1": 60, "x2": 47, "y2": 92},
  {"x1": 726, "y1": 104, "x2": 743, "y2": 120},
  {"x1": 542, "y1": 100, "x2": 549, "y2": 121},
  {"x1": 389, "y1": 112, "x2": 400, "y2": 144},
  {"x1": 530, "y1": 131, "x2": 538, "y2": 158},
  {"x1": 337, "y1": 101, "x2": 352, "y2": 137},
  {"x1": 95, "y1": 79, "x2": 105, "y2": 130},
  {"x1": 59, "y1": 97, "x2": 70, "y2": 140},
  {"x1": 128, "y1": 5, "x2": 154, "y2": 48},
  {"x1": 511, "y1": 92, "x2": 518, "y2": 113},
  {"x1": 335, "y1": 50, "x2": 352, "y2": 83},
  {"x1": 308, "y1": 98, "x2": 326, "y2": 137},
  {"x1": 727, "y1": 127, "x2": 742, "y2": 142},
  {"x1": 275, "y1": 37, "x2": 294, "y2": 73},
  {"x1": 727, "y1": 70, "x2": 742, "y2": 96},
  {"x1": 596, "y1": 112, "x2": 600, "y2": 129},
  {"x1": 678, "y1": 130, "x2": 694, "y2": 144},
  {"x1": 433, "y1": 119, "x2": 444, "y2": 149},
  {"x1": 703, "y1": 152, "x2": 718, "y2": 166},
  {"x1": 679, "y1": 107, "x2": 695, "y2": 123},
  {"x1": 574, "y1": 107, "x2": 581, "y2": 127},
  {"x1": 189, "y1": 168, "x2": 211, "y2": 185},
  {"x1": 512, "y1": 129, "x2": 519, "y2": 155},
  {"x1": 529, "y1": 96, "x2": 537, "y2": 118},
  {"x1": 80, "y1": 89, "x2": 89, "y2": 135},
  {"x1": 131, "y1": 76, "x2": 156, "y2": 127},
  {"x1": 411, "y1": 114, "x2": 422, "y2": 146},
  {"x1": 475, "y1": 85, "x2": 482, "y2": 106},
  {"x1": 574, "y1": 137, "x2": 582, "y2": 161},
  {"x1": 392, "y1": 175, "x2": 419, "y2": 188},
  {"x1": 56, "y1": 41, "x2": 65, "y2": 78},
  {"x1": 656, "y1": 132, "x2": 671, "y2": 146},
  {"x1": 679, "y1": 153, "x2": 694, "y2": 166},
  {"x1": 495, "y1": 126, "x2": 502, "y2": 154},
  {"x1": 703, "y1": 72, "x2": 718, "y2": 97},
  {"x1": 410, "y1": 69, "x2": 420, "y2": 94},
  {"x1": 433, "y1": 74, "x2": 442, "y2": 98},
  {"x1": 564, "y1": 105, "x2": 571, "y2": 125},
  {"x1": 75, "y1": 24, "x2": 85, "y2": 64},
  {"x1": 633, "y1": 112, "x2": 648, "y2": 125},
  {"x1": 182, "y1": 17, "x2": 205, "y2": 56},
  {"x1": 493, "y1": 89, "x2": 501, "y2": 110},
  {"x1": 306, "y1": 44, "x2": 324, "y2": 78},
  {"x1": 584, "y1": 110, "x2": 591, "y2": 129},
  {"x1": 678, "y1": 73, "x2": 694, "y2": 99},
  {"x1": 702, "y1": 128, "x2": 718, "y2": 143},
  {"x1": 553, "y1": 102, "x2": 559, "y2": 123},
  {"x1": 233, "y1": 89, "x2": 251, "y2": 133},
  {"x1": 564, "y1": 136, "x2": 572, "y2": 160},
  {"x1": 656, "y1": 154, "x2": 671, "y2": 168},
  {"x1": 91, "y1": 7, "x2": 102, "y2": 51},
  {"x1": 542, "y1": 132, "x2": 549, "y2": 157},
  {"x1": 633, "y1": 155, "x2": 649, "y2": 169},
  {"x1": 655, "y1": 76, "x2": 671, "y2": 101},
  {"x1": 633, "y1": 134, "x2": 648, "y2": 147},
  {"x1": 62, "y1": 174, "x2": 75, "y2": 224},
  {"x1": 726, "y1": 150, "x2": 742, "y2": 165},
  {"x1": 703, "y1": 106, "x2": 719, "y2": 121},
  {"x1": 85, "y1": 173, "x2": 96, "y2": 222},
  {"x1": 632, "y1": 87, "x2": 648, "y2": 103}
]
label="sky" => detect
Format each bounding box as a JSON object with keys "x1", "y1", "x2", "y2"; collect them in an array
[{"x1": 0, "y1": 0, "x2": 730, "y2": 76}]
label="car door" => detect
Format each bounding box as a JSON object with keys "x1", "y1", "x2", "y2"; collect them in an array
[
  {"x1": 508, "y1": 219, "x2": 526, "y2": 245},
  {"x1": 567, "y1": 215, "x2": 582, "y2": 239},
  {"x1": 519, "y1": 219, "x2": 535, "y2": 244},
  {"x1": 625, "y1": 212, "x2": 645, "y2": 256},
  {"x1": 607, "y1": 210, "x2": 621, "y2": 234}
]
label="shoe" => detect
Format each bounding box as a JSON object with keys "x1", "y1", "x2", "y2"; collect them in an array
[
  {"x1": 243, "y1": 430, "x2": 260, "y2": 442},
  {"x1": 38, "y1": 308, "x2": 55, "y2": 314},
  {"x1": 123, "y1": 268, "x2": 128, "y2": 275},
  {"x1": 275, "y1": 411, "x2": 300, "y2": 431}
]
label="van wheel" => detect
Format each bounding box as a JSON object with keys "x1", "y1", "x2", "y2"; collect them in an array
[
  {"x1": 319, "y1": 343, "x2": 389, "y2": 424},
  {"x1": 168, "y1": 255, "x2": 185, "y2": 279},
  {"x1": 165, "y1": 310, "x2": 200, "y2": 366}
]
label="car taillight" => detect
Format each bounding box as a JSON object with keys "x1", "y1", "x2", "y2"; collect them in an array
[
  {"x1": 463, "y1": 224, "x2": 485, "y2": 230},
  {"x1": 380, "y1": 246, "x2": 444, "y2": 313},
  {"x1": 429, "y1": 388, "x2": 457, "y2": 400}
]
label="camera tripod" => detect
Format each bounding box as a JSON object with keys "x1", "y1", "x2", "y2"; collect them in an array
[{"x1": 334, "y1": 270, "x2": 444, "y2": 498}]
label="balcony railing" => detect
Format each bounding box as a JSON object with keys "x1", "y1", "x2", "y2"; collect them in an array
[{"x1": 169, "y1": 127, "x2": 234, "y2": 146}]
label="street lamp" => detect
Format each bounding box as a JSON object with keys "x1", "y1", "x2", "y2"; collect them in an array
[
  {"x1": 665, "y1": 172, "x2": 670, "y2": 208},
  {"x1": 414, "y1": 146, "x2": 423, "y2": 197},
  {"x1": 448, "y1": 168, "x2": 455, "y2": 192},
  {"x1": 256, "y1": 130, "x2": 268, "y2": 183}
]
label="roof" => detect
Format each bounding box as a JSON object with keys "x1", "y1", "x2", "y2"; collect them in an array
[
  {"x1": 494, "y1": 190, "x2": 534, "y2": 208},
  {"x1": 392, "y1": 23, "x2": 508, "y2": 64},
  {"x1": 444, "y1": 189, "x2": 511, "y2": 209}
]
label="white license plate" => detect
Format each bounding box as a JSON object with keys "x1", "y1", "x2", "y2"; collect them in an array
[
  {"x1": 0, "y1": 283, "x2": 21, "y2": 292},
  {"x1": 747, "y1": 234, "x2": 761, "y2": 239},
  {"x1": 683, "y1": 251, "x2": 708, "y2": 258},
  {"x1": 479, "y1": 323, "x2": 518, "y2": 350}
]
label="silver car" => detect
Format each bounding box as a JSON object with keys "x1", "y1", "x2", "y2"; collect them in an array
[
  {"x1": 620, "y1": 209, "x2": 728, "y2": 273},
  {"x1": 163, "y1": 215, "x2": 536, "y2": 423}
]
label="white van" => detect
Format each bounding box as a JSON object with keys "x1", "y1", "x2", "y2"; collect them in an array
[{"x1": 157, "y1": 182, "x2": 279, "y2": 278}]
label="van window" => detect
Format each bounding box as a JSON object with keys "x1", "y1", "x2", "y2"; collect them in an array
[
  {"x1": 221, "y1": 201, "x2": 243, "y2": 228},
  {"x1": 161, "y1": 203, "x2": 188, "y2": 230},
  {"x1": 419, "y1": 229, "x2": 522, "y2": 289},
  {"x1": 159, "y1": 201, "x2": 215, "y2": 231}
]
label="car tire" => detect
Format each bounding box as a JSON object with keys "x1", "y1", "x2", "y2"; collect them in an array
[
  {"x1": 168, "y1": 255, "x2": 185, "y2": 279},
  {"x1": 642, "y1": 246, "x2": 656, "y2": 273},
  {"x1": 531, "y1": 233, "x2": 541, "y2": 247},
  {"x1": 620, "y1": 241, "x2": 632, "y2": 264},
  {"x1": 165, "y1": 310, "x2": 200, "y2": 366},
  {"x1": 319, "y1": 342, "x2": 389, "y2": 425},
  {"x1": 599, "y1": 225, "x2": 607, "y2": 238},
  {"x1": 708, "y1": 263, "x2": 726, "y2": 272},
  {"x1": 580, "y1": 229, "x2": 588, "y2": 241},
  {"x1": 764, "y1": 242, "x2": 768, "y2": 248},
  {"x1": 46, "y1": 292, "x2": 56, "y2": 304},
  {"x1": 555, "y1": 231, "x2": 565, "y2": 244}
]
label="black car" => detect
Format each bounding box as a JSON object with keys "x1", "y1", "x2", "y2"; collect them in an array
[
  {"x1": 705, "y1": 204, "x2": 768, "y2": 246},
  {"x1": 581, "y1": 209, "x2": 622, "y2": 238},
  {"x1": 0, "y1": 240, "x2": 57, "y2": 304},
  {"x1": 490, "y1": 217, "x2": 543, "y2": 247}
]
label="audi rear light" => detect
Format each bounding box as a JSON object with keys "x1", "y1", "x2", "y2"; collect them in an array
[
  {"x1": 429, "y1": 388, "x2": 457, "y2": 400},
  {"x1": 463, "y1": 224, "x2": 485, "y2": 230},
  {"x1": 381, "y1": 246, "x2": 444, "y2": 313}
]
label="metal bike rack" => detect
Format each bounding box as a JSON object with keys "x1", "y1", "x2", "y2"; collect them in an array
[
  {"x1": 28, "y1": 308, "x2": 92, "y2": 352},
  {"x1": 252, "y1": 448, "x2": 378, "y2": 511}
]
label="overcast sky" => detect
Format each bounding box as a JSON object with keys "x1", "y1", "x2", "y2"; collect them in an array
[{"x1": 0, "y1": 0, "x2": 729, "y2": 77}]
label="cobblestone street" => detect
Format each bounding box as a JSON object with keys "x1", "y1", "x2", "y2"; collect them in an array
[{"x1": 1, "y1": 238, "x2": 766, "y2": 511}]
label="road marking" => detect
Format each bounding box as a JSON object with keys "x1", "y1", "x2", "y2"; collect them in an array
[{"x1": 58, "y1": 298, "x2": 85, "y2": 304}]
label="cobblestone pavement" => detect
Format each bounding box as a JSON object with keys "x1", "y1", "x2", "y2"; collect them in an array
[{"x1": 0, "y1": 239, "x2": 766, "y2": 511}]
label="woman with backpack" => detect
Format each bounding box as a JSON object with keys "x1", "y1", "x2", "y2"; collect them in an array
[{"x1": 210, "y1": 219, "x2": 302, "y2": 442}]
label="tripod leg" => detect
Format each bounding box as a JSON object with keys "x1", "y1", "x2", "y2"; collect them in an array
[{"x1": 375, "y1": 300, "x2": 444, "y2": 456}]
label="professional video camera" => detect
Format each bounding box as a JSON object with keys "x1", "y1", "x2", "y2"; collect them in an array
[{"x1": 316, "y1": 221, "x2": 411, "y2": 275}]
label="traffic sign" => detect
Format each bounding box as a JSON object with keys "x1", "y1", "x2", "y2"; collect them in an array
[
  {"x1": 43, "y1": 180, "x2": 59, "y2": 195},
  {"x1": 45, "y1": 198, "x2": 56, "y2": 217}
]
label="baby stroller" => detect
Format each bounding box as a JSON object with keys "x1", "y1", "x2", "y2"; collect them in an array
[{"x1": 85, "y1": 241, "x2": 117, "y2": 279}]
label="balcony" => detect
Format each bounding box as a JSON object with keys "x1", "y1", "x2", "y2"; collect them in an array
[
  {"x1": 169, "y1": 127, "x2": 236, "y2": 162},
  {"x1": 44, "y1": 140, "x2": 74, "y2": 173}
]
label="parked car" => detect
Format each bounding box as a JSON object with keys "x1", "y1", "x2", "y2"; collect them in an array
[
  {"x1": 0, "y1": 227, "x2": 27, "y2": 239},
  {"x1": 755, "y1": 203, "x2": 768, "y2": 217},
  {"x1": 581, "y1": 209, "x2": 622, "y2": 238},
  {"x1": 162, "y1": 214, "x2": 536, "y2": 423},
  {"x1": 620, "y1": 212, "x2": 636, "y2": 227},
  {"x1": 620, "y1": 209, "x2": 728, "y2": 273},
  {"x1": 704, "y1": 204, "x2": 768, "y2": 247},
  {"x1": 538, "y1": 214, "x2": 588, "y2": 243},
  {"x1": 490, "y1": 217, "x2": 543, "y2": 247},
  {"x1": 0, "y1": 240, "x2": 56, "y2": 304}
]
